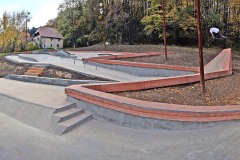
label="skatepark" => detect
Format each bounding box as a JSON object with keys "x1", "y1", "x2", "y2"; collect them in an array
[{"x1": 1, "y1": 48, "x2": 240, "y2": 160}]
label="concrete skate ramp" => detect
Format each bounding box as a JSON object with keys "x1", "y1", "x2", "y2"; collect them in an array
[
  {"x1": 0, "y1": 93, "x2": 57, "y2": 134},
  {"x1": 0, "y1": 79, "x2": 74, "y2": 134},
  {"x1": 66, "y1": 48, "x2": 235, "y2": 130}
]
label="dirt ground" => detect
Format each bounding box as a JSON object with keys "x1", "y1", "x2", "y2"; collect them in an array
[
  {"x1": 0, "y1": 57, "x2": 106, "y2": 81},
  {"x1": 119, "y1": 50, "x2": 219, "y2": 67},
  {"x1": 0, "y1": 58, "x2": 30, "y2": 78},
  {"x1": 113, "y1": 48, "x2": 240, "y2": 106}
]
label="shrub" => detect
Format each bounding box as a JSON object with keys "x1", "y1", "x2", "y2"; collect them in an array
[{"x1": 27, "y1": 42, "x2": 39, "y2": 51}]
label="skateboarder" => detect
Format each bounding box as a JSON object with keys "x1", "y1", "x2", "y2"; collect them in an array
[{"x1": 209, "y1": 27, "x2": 226, "y2": 40}]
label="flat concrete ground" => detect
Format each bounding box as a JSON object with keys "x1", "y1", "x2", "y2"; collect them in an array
[
  {"x1": 1, "y1": 111, "x2": 239, "y2": 160},
  {"x1": 0, "y1": 78, "x2": 69, "y2": 108}
]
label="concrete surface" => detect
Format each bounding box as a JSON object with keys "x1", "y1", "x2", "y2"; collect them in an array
[
  {"x1": 0, "y1": 49, "x2": 236, "y2": 159},
  {"x1": 0, "y1": 78, "x2": 93, "y2": 135},
  {"x1": 6, "y1": 53, "x2": 153, "y2": 82},
  {"x1": 0, "y1": 111, "x2": 239, "y2": 160},
  {"x1": 86, "y1": 61, "x2": 195, "y2": 77},
  {"x1": 0, "y1": 78, "x2": 69, "y2": 108}
]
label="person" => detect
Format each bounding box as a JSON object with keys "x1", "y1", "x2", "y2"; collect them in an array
[{"x1": 209, "y1": 27, "x2": 226, "y2": 39}]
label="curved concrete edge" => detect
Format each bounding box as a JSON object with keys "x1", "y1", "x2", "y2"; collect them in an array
[
  {"x1": 5, "y1": 74, "x2": 109, "y2": 86},
  {"x1": 65, "y1": 49, "x2": 237, "y2": 127},
  {"x1": 76, "y1": 48, "x2": 232, "y2": 92},
  {"x1": 66, "y1": 96, "x2": 236, "y2": 130},
  {"x1": 85, "y1": 61, "x2": 196, "y2": 78},
  {"x1": 83, "y1": 52, "x2": 198, "y2": 72},
  {"x1": 65, "y1": 86, "x2": 240, "y2": 123},
  {"x1": 83, "y1": 69, "x2": 231, "y2": 92},
  {"x1": 0, "y1": 92, "x2": 63, "y2": 135}
]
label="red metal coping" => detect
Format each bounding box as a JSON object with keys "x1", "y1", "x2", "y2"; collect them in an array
[{"x1": 65, "y1": 48, "x2": 236, "y2": 122}]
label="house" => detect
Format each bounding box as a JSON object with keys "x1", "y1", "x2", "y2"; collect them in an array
[{"x1": 32, "y1": 27, "x2": 63, "y2": 49}]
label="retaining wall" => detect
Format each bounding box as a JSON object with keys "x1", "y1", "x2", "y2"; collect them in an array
[
  {"x1": 65, "y1": 48, "x2": 235, "y2": 130},
  {"x1": 5, "y1": 74, "x2": 109, "y2": 86},
  {"x1": 83, "y1": 51, "x2": 198, "y2": 77}
]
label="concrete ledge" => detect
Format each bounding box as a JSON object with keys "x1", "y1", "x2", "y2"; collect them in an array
[
  {"x1": 66, "y1": 83, "x2": 240, "y2": 123},
  {"x1": 5, "y1": 74, "x2": 109, "y2": 86},
  {"x1": 85, "y1": 61, "x2": 197, "y2": 77},
  {"x1": 83, "y1": 51, "x2": 198, "y2": 78},
  {"x1": 65, "y1": 49, "x2": 236, "y2": 130},
  {"x1": 83, "y1": 51, "x2": 199, "y2": 73},
  {"x1": 67, "y1": 96, "x2": 235, "y2": 130}
]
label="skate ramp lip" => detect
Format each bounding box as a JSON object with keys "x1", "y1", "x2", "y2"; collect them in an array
[{"x1": 65, "y1": 48, "x2": 235, "y2": 126}]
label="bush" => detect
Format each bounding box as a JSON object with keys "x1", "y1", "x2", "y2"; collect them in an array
[{"x1": 27, "y1": 42, "x2": 39, "y2": 51}]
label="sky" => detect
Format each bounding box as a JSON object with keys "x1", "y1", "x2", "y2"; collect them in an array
[{"x1": 0, "y1": 0, "x2": 63, "y2": 28}]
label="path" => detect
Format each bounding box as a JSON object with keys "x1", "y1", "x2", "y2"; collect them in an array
[
  {"x1": 0, "y1": 111, "x2": 239, "y2": 160},
  {"x1": 0, "y1": 78, "x2": 69, "y2": 108},
  {"x1": 6, "y1": 52, "x2": 155, "y2": 82}
]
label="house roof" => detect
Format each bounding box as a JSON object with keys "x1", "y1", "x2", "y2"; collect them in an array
[{"x1": 33, "y1": 27, "x2": 63, "y2": 39}]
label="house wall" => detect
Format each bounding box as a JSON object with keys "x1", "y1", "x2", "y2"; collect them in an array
[
  {"x1": 33, "y1": 35, "x2": 42, "y2": 47},
  {"x1": 42, "y1": 37, "x2": 63, "y2": 49},
  {"x1": 33, "y1": 36, "x2": 63, "y2": 49}
]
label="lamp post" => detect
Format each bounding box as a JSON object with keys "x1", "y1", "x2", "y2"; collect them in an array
[{"x1": 25, "y1": 11, "x2": 30, "y2": 49}]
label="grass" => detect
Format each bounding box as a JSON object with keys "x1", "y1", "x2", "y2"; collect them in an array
[{"x1": 0, "y1": 53, "x2": 11, "y2": 57}]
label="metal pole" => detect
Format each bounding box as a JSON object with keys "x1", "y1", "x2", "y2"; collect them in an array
[
  {"x1": 162, "y1": 0, "x2": 167, "y2": 60},
  {"x1": 196, "y1": 0, "x2": 206, "y2": 94}
]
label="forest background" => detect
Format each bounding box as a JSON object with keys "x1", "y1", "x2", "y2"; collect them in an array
[{"x1": 0, "y1": 0, "x2": 239, "y2": 53}]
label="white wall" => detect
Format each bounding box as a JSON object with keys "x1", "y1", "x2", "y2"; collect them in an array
[{"x1": 33, "y1": 36, "x2": 63, "y2": 49}]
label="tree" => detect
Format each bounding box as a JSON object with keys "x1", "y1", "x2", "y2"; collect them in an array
[{"x1": 0, "y1": 10, "x2": 28, "y2": 52}]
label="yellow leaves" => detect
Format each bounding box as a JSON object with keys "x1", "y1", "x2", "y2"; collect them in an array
[{"x1": 0, "y1": 11, "x2": 27, "y2": 52}]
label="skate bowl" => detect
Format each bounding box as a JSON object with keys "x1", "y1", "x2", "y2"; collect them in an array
[{"x1": 65, "y1": 48, "x2": 237, "y2": 130}]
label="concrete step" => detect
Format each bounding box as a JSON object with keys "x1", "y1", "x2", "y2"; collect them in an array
[
  {"x1": 59, "y1": 113, "x2": 93, "y2": 134},
  {"x1": 52, "y1": 103, "x2": 76, "y2": 114},
  {"x1": 53, "y1": 107, "x2": 84, "y2": 122},
  {"x1": 26, "y1": 70, "x2": 43, "y2": 74},
  {"x1": 24, "y1": 67, "x2": 45, "y2": 77},
  {"x1": 29, "y1": 67, "x2": 44, "y2": 72}
]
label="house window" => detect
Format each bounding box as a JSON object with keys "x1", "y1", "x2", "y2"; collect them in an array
[
  {"x1": 51, "y1": 44, "x2": 52, "y2": 47},
  {"x1": 57, "y1": 44, "x2": 59, "y2": 47},
  {"x1": 58, "y1": 39, "x2": 60, "y2": 42},
  {"x1": 51, "y1": 38, "x2": 53, "y2": 41}
]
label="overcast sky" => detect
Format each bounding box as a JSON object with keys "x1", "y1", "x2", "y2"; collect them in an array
[{"x1": 0, "y1": 0, "x2": 63, "y2": 28}]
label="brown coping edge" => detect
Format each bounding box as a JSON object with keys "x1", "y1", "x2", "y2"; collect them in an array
[
  {"x1": 65, "y1": 48, "x2": 236, "y2": 122},
  {"x1": 83, "y1": 51, "x2": 199, "y2": 72}
]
